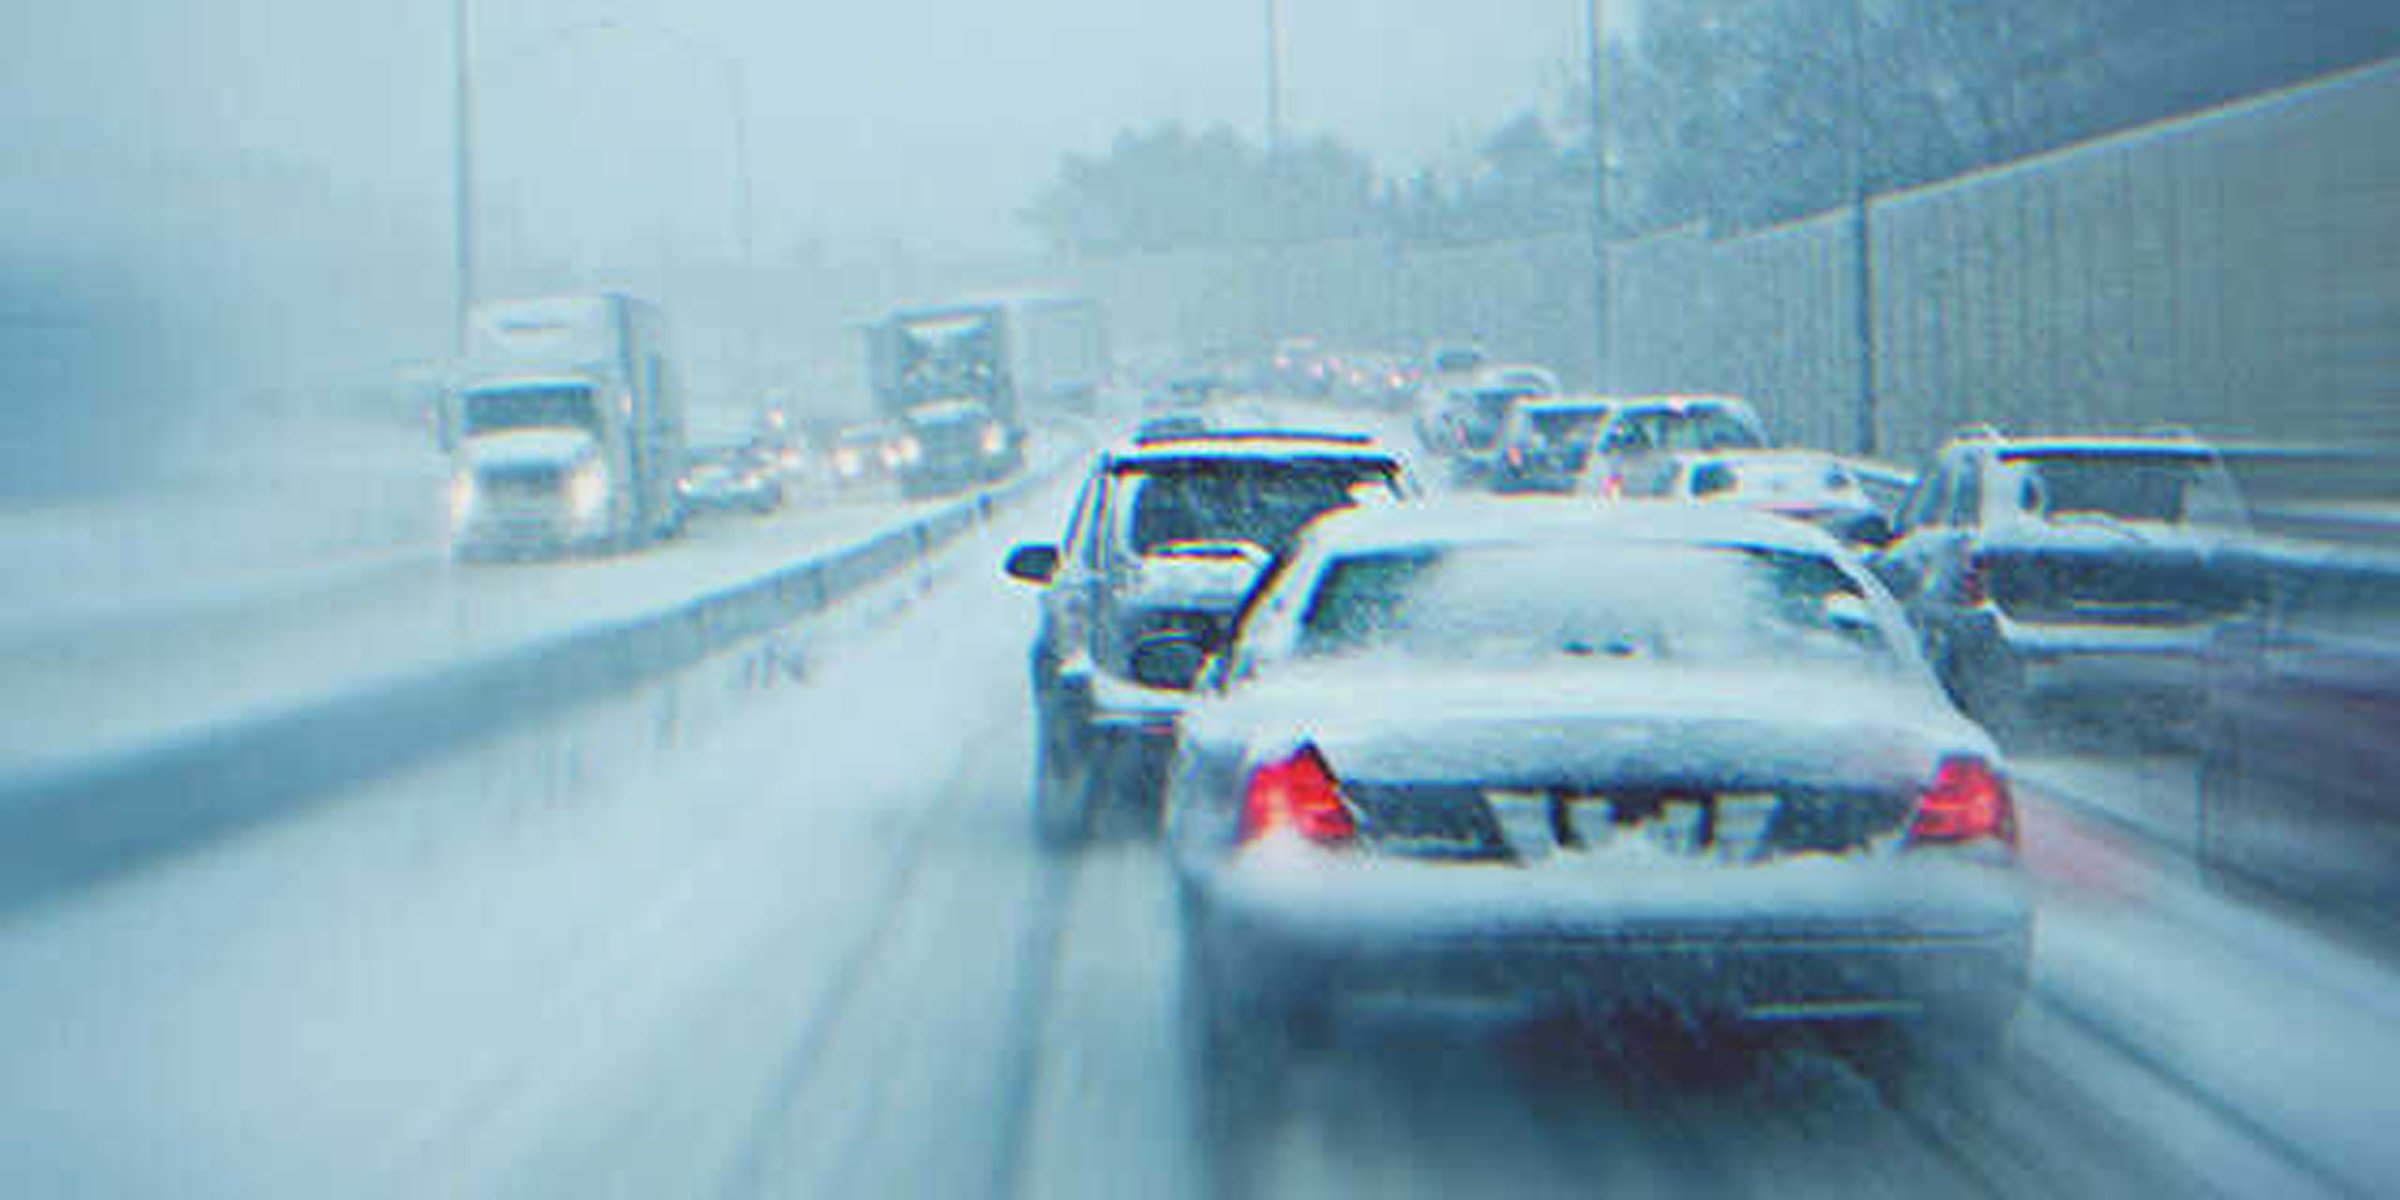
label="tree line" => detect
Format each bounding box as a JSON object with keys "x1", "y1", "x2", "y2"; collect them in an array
[{"x1": 1027, "y1": 0, "x2": 2400, "y2": 257}]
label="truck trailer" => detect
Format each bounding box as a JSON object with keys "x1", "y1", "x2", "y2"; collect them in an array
[{"x1": 864, "y1": 293, "x2": 1106, "y2": 429}]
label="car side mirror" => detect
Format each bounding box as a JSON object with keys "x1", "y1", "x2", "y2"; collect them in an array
[
  {"x1": 1004, "y1": 543, "x2": 1059, "y2": 584},
  {"x1": 1129, "y1": 630, "x2": 1209, "y2": 691}
]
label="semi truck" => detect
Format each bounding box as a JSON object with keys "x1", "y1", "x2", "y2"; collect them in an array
[
  {"x1": 446, "y1": 293, "x2": 688, "y2": 558},
  {"x1": 864, "y1": 293, "x2": 1107, "y2": 429}
]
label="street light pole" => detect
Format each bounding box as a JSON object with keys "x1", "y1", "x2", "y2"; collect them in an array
[
  {"x1": 456, "y1": 19, "x2": 761, "y2": 400},
  {"x1": 453, "y1": 0, "x2": 476, "y2": 359},
  {"x1": 1264, "y1": 0, "x2": 1285, "y2": 156},
  {"x1": 1843, "y1": 0, "x2": 1878, "y2": 456},
  {"x1": 1585, "y1": 0, "x2": 1611, "y2": 391},
  {"x1": 1263, "y1": 0, "x2": 1286, "y2": 350}
]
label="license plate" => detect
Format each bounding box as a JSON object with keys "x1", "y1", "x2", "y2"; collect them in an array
[{"x1": 1487, "y1": 791, "x2": 1782, "y2": 865}]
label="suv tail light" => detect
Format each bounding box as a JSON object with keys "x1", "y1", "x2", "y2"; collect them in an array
[
  {"x1": 1907, "y1": 757, "x2": 2018, "y2": 848},
  {"x1": 1237, "y1": 744, "x2": 1357, "y2": 847}
]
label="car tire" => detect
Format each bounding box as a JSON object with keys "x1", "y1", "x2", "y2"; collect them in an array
[
  {"x1": 2195, "y1": 725, "x2": 2265, "y2": 898},
  {"x1": 1032, "y1": 711, "x2": 1095, "y2": 850},
  {"x1": 1181, "y1": 926, "x2": 1292, "y2": 1149},
  {"x1": 1844, "y1": 1001, "x2": 2015, "y2": 1096},
  {"x1": 1943, "y1": 639, "x2": 2028, "y2": 736}
]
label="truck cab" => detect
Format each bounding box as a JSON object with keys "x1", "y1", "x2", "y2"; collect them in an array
[{"x1": 448, "y1": 295, "x2": 686, "y2": 559}]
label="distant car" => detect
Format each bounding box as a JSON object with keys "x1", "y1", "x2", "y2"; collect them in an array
[
  {"x1": 1576, "y1": 395, "x2": 1770, "y2": 500},
  {"x1": 676, "y1": 449, "x2": 784, "y2": 516},
  {"x1": 1491, "y1": 395, "x2": 1616, "y2": 494},
  {"x1": 2197, "y1": 549, "x2": 2400, "y2": 919},
  {"x1": 1631, "y1": 449, "x2": 1891, "y2": 547},
  {"x1": 894, "y1": 398, "x2": 1021, "y2": 499},
  {"x1": 828, "y1": 420, "x2": 904, "y2": 491},
  {"x1": 1002, "y1": 426, "x2": 1412, "y2": 847},
  {"x1": 1423, "y1": 364, "x2": 1561, "y2": 485},
  {"x1": 1869, "y1": 428, "x2": 2257, "y2": 728},
  {"x1": 1167, "y1": 500, "x2": 2030, "y2": 1106}
]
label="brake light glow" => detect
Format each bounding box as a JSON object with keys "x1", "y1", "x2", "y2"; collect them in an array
[
  {"x1": 1907, "y1": 757, "x2": 2018, "y2": 848},
  {"x1": 1237, "y1": 745, "x2": 1357, "y2": 847}
]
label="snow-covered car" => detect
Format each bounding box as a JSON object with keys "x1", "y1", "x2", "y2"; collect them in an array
[
  {"x1": 1166, "y1": 500, "x2": 2031, "y2": 1104},
  {"x1": 1490, "y1": 395, "x2": 1616, "y2": 494},
  {"x1": 1421, "y1": 363, "x2": 1561, "y2": 485},
  {"x1": 675, "y1": 449, "x2": 785, "y2": 516},
  {"x1": 1630, "y1": 448, "x2": 1891, "y2": 546},
  {"x1": 1870, "y1": 428, "x2": 2257, "y2": 727},
  {"x1": 827, "y1": 420, "x2": 905, "y2": 491},
  {"x1": 1576, "y1": 395, "x2": 1770, "y2": 500},
  {"x1": 2197, "y1": 547, "x2": 2400, "y2": 917},
  {"x1": 1003, "y1": 426, "x2": 1412, "y2": 848}
]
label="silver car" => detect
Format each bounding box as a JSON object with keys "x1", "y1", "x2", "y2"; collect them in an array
[{"x1": 1166, "y1": 500, "x2": 2031, "y2": 1102}]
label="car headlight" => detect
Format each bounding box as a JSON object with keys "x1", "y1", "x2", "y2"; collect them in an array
[
  {"x1": 980, "y1": 424, "x2": 1007, "y2": 456},
  {"x1": 448, "y1": 471, "x2": 478, "y2": 523},
  {"x1": 892, "y1": 435, "x2": 923, "y2": 466},
  {"x1": 567, "y1": 460, "x2": 609, "y2": 521}
]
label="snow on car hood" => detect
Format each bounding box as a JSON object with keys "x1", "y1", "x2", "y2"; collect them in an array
[
  {"x1": 460, "y1": 429, "x2": 599, "y2": 472},
  {"x1": 1191, "y1": 659, "x2": 1994, "y2": 793}
]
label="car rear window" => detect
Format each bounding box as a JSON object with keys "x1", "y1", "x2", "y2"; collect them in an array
[
  {"x1": 1117, "y1": 461, "x2": 1397, "y2": 559},
  {"x1": 1614, "y1": 407, "x2": 1765, "y2": 453},
  {"x1": 2006, "y1": 452, "x2": 2226, "y2": 524},
  {"x1": 1296, "y1": 542, "x2": 1894, "y2": 667}
]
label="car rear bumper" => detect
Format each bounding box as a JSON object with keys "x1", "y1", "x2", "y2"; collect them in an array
[
  {"x1": 1190, "y1": 855, "x2": 2031, "y2": 1026},
  {"x1": 1987, "y1": 614, "x2": 2218, "y2": 696}
]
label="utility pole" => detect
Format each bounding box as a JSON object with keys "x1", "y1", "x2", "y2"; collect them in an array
[
  {"x1": 1264, "y1": 0, "x2": 1284, "y2": 157},
  {"x1": 1263, "y1": 0, "x2": 1287, "y2": 351},
  {"x1": 1843, "y1": 0, "x2": 1878, "y2": 456},
  {"x1": 453, "y1": 0, "x2": 476, "y2": 359},
  {"x1": 1585, "y1": 0, "x2": 1611, "y2": 391}
]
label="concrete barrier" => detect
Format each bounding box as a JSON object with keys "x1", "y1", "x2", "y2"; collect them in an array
[{"x1": 0, "y1": 458, "x2": 1072, "y2": 915}]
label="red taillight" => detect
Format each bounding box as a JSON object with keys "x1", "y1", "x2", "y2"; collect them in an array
[
  {"x1": 1599, "y1": 472, "x2": 1624, "y2": 501},
  {"x1": 1955, "y1": 554, "x2": 1990, "y2": 607},
  {"x1": 1237, "y1": 745, "x2": 1357, "y2": 847},
  {"x1": 1506, "y1": 445, "x2": 1524, "y2": 467},
  {"x1": 1908, "y1": 757, "x2": 2018, "y2": 848}
]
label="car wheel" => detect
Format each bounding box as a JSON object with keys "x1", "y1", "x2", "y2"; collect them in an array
[
  {"x1": 1032, "y1": 712, "x2": 1094, "y2": 850},
  {"x1": 1181, "y1": 927, "x2": 1291, "y2": 1149},
  {"x1": 2195, "y1": 726, "x2": 2260, "y2": 897},
  {"x1": 1844, "y1": 1002, "x2": 2014, "y2": 1097},
  {"x1": 1944, "y1": 640, "x2": 2028, "y2": 736}
]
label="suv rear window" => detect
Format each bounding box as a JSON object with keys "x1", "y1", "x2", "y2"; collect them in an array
[{"x1": 1115, "y1": 460, "x2": 1398, "y2": 559}]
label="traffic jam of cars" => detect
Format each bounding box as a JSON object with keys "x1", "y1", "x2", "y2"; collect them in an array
[{"x1": 1005, "y1": 343, "x2": 2307, "y2": 1115}]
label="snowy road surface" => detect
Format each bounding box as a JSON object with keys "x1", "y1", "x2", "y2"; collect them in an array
[{"x1": 0, "y1": 466, "x2": 2391, "y2": 1199}]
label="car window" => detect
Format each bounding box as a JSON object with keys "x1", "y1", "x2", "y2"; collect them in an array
[
  {"x1": 1945, "y1": 455, "x2": 1983, "y2": 528},
  {"x1": 1897, "y1": 458, "x2": 1950, "y2": 532},
  {"x1": 1690, "y1": 461, "x2": 1739, "y2": 498},
  {"x1": 1108, "y1": 461, "x2": 1398, "y2": 560},
  {"x1": 1294, "y1": 542, "x2": 1897, "y2": 667},
  {"x1": 1060, "y1": 471, "x2": 1099, "y2": 563}
]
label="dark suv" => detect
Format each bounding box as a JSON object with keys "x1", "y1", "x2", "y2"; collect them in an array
[
  {"x1": 1870, "y1": 428, "x2": 2256, "y2": 729},
  {"x1": 1003, "y1": 428, "x2": 1409, "y2": 847}
]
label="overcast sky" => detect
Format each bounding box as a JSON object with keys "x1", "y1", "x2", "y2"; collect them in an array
[{"x1": 0, "y1": 0, "x2": 1637, "y2": 259}]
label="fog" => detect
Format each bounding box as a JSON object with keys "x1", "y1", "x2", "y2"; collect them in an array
[{"x1": 0, "y1": 0, "x2": 1617, "y2": 502}]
